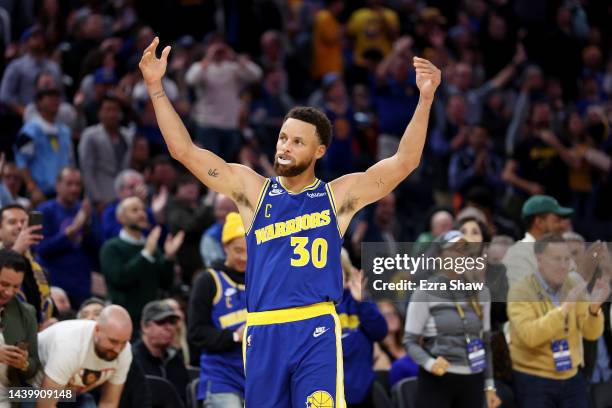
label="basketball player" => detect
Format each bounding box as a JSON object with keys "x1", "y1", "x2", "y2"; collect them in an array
[{"x1": 139, "y1": 37, "x2": 440, "y2": 408}]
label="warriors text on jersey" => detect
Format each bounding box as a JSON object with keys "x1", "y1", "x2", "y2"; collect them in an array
[{"x1": 245, "y1": 176, "x2": 343, "y2": 312}]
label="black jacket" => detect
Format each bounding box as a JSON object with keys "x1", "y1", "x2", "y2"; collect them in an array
[
  {"x1": 132, "y1": 340, "x2": 189, "y2": 402},
  {"x1": 187, "y1": 263, "x2": 245, "y2": 366}
]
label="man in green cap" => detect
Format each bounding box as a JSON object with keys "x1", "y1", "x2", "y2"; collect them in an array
[{"x1": 503, "y1": 195, "x2": 573, "y2": 286}]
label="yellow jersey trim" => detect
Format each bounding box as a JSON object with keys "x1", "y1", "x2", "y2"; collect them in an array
[
  {"x1": 246, "y1": 178, "x2": 271, "y2": 236},
  {"x1": 218, "y1": 309, "x2": 248, "y2": 328},
  {"x1": 246, "y1": 302, "x2": 336, "y2": 326},
  {"x1": 332, "y1": 312, "x2": 346, "y2": 407},
  {"x1": 219, "y1": 271, "x2": 245, "y2": 290},
  {"x1": 209, "y1": 269, "x2": 222, "y2": 305},
  {"x1": 325, "y1": 183, "x2": 343, "y2": 238},
  {"x1": 277, "y1": 176, "x2": 321, "y2": 194}
]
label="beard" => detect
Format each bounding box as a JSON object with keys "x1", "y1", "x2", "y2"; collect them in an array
[
  {"x1": 94, "y1": 344, "x2": 119, "y2": 362},
  {"x1": 273, "y1": 157, "x2": 312, "y2": 177}
]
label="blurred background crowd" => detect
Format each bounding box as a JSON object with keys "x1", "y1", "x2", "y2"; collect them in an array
[{"x1": 0, "y1": 0, "x2": 610, "y2": 407}]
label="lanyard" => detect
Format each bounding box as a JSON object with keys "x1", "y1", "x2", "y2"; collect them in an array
[
  {"x1": 532, "y1": 275, "x2": 569, "y2": 333},
  {"x1": 454, "y1": 298, "x2": 483, "y2": 343}
]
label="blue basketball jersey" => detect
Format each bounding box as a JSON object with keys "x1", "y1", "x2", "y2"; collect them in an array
[
  {"x1": 199, "y1": 269, "x2": 246, "y2": 396},
  {"x1": 245, "y1": 176, "x2": 343, "y2": 312}
]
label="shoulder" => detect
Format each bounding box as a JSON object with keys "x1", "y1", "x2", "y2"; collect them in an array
[
  {"x1": 80, "y1": 124, "x2": 103, "y2": 140},
  {"x1": 507, "y1": 274, "x2": 536, "y2": 299}
]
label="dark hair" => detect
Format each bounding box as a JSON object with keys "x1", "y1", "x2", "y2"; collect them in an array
[
  {"x1": 100, "y1": 92, "x2": 124, "y2": 109},
  {"x1": 283, "y1": 106, "x2": 333, "y2": 148},
  {"x1": 465, "y1": 187, "x2": 494, "y2": 210},
  {"x1": 457, "y1": 216, "x2": 491, "y2": 243},
  {"x1": 534, "y1": 233, "x2": 565, "y2": 255},
  {"x1": 0, "y1": 204, "x2": 27, "y2": 224},
  {"x1": 78, "y1": 297, "x2": 105, "y2": 313},
  {"x1": 151, "y1": 154, "x2": 173, "y2": 168},
  {"x1": 0, "y1": 248, "x2": 29, "y2": 274},
  {"x1": 56, "y1": 166, "x2": 80, "y2": 182}
]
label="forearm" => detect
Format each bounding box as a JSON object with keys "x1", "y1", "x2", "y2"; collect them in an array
[
  {"x1": 396, "y1": 97, "x2": 433, "y2": 171},
  {"x1": 146, "y1": 81, "x2": 194, "y2": 158}
]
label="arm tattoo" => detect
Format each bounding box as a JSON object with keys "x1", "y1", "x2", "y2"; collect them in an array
[
  {"x1": 208, "y1": 168, "x2": 219, "y2": 177},
  {"x1": 376, "y1": 178, "x2": 385, "y2": 189},
  {"x1": 151, "y1": 90, "x2": 166, "y2": 99}
]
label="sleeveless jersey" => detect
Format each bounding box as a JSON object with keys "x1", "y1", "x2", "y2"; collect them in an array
[
  {"x1": 199, "y1": 269, "x2": 246, "y2": 394},
  {"x1": 245, "y1": 176, "x2": 343, "y2": 312}
]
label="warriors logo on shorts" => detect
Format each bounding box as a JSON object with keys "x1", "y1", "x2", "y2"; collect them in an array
[{"x1": 306, "y1": 390, "x2": 334, "y2": 408}]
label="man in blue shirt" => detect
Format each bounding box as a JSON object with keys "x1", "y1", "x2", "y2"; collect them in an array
[
  {"x1": 337, "y1": 249, "x2": 388, "y2": 407},
  {"x1": 36, "y1": 167, "x2": 99, "y2": 307},
  {"x1": 14, "y1": 87, "x2": 73, "y2": 206}
]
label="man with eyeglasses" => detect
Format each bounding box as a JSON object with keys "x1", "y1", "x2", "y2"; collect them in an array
[{"x1": 132, "y1": 300, "x2": 189, "y2": 402}]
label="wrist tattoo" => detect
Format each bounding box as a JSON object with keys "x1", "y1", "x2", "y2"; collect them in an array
[
  {"x1": 151, "y1": 90, "x2": 166, "y2": 99},
  {"x1": 208, "y1": 168, "x2": 219, "y2": 177}
]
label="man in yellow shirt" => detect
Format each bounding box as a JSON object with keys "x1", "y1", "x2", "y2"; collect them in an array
[
  {"x1": 508, "y1": 234, "x2": 610, "y2": 408},
  {"x1": 312, "y1": 0, "x2": 344, "y2": 80},
  {"x1": 347, "y1": 0, "x2": 399, "y2": 67}
]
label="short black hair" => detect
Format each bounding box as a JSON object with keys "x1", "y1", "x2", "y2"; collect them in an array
[
  {"x1": 534, "y1": 233, "x2": 565, "y2": 255},
  {"x1": 100, "y1": 92, "x2": 124, "y2": 109},
  {"x1": 0, "y1": 248, "x2": 28, "y2": 274},
  {"x1": 0, "y1": 204, "x2": 27, "y2": 224},
  {"x1": 284, "y1": 106, "x2": 333, "y2": 148}
]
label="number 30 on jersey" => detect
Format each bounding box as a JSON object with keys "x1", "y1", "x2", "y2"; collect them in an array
[{"x1": 290, "y1": 237, "x2": 328, "y2": 268}]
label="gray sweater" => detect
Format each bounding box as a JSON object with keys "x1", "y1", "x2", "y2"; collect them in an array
[{"x1": 404, "y1": 276, "x2": 495, "y2": 388}]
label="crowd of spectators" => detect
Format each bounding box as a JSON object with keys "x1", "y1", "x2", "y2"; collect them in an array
[{"x1": 0, "y1": 0, "x2": 610, "y2": 407}]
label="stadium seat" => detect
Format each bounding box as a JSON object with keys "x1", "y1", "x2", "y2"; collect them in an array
[
  {"x1": 186, "y1": 378, "x2": 200, "y2": 408},
  {"x1": 392, "y1": 377, "x2": 418, "y2": 408},
  {"x1": 371, "y1": 379, "x2": 393, "y2": 408},
  {"x1": 187, "y1": 366, "x2": 200, "y2": 381},
  {"x1": 590, "y1": 380, "x2": 612, "y2": 408},
  {"x1": 146, "y1": 375, "x2": 186, "y2": 408},
  {"x1": 374, "y1": 369, "x2": 391, "y2": 393}
]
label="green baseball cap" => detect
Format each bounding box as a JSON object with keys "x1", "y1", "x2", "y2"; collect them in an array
[{"x1": 521, "y1": 195, "x2": 574, "y2": 218}]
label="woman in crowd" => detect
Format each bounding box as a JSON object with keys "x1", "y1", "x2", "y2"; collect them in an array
[
  {"x1": 404, "y1": 230, "x2": 501, "y2": 408},
  {"x1": 374, "y1": 300, "x2": 407, "y2": 370}
]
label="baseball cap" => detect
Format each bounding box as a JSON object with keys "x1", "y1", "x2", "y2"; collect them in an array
[
  {"x1": 521, "y1": 195, "x2": 573, "y2": 218},
  {"x1": 222, "y1": 212, "x2": 245, "y2": 244},
  {"x1": 141, "y1": 300, "x2": 179, "y2": 323},
  {"x1": 437, "y1": 230, "x2": 468, "y2": 249}
]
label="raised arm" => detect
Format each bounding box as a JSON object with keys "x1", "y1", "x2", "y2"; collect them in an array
[
  {"x1": 330, "y1": 57, "x2": 440, "y2": 234},
  {"x1": 139, "y1": 38, "x2": 265, "y2": 220}
]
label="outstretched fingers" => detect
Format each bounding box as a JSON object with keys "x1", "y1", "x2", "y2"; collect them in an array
[
  {"x1": 144, "y1": 36, "x2": 159, "y2": 56},
  {"x1": 160, "y1": 45, "x2": 171, "y2": 62}
]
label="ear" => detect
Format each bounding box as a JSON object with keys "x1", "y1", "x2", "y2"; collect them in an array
[{"x1": 314, "y1": 144, "x2": 326, "y2": 160}]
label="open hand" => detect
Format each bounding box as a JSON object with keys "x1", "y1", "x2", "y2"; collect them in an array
[
  {"x1": 164, "y1": 231, "x2": 185, "y2": 260},
  {"x1": 413, "y1": 57, "x2": 441, "y2": 100},
  {"x1": 139, "y1": 37, "x2": 171, "y2": 86}
]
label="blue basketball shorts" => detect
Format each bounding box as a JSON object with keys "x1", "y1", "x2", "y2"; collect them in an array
[{"x1": 242, "y1": 302, "x2": 346, "y2": 407}]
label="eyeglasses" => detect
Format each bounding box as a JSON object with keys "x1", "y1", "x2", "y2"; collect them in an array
[{"x1": 152, "y1": 318, "x2": 178, "y2": 326}]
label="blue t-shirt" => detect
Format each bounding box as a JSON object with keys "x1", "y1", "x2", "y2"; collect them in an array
[{"x1": 14, "y1": 119, "x2": 72, "y2": 195}]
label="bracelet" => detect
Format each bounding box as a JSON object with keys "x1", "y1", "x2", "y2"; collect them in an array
[{"x1": 484, "y1": 385, "x2": 496, "y2": 392}]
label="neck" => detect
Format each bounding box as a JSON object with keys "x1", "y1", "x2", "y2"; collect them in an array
[
  {"x1": 124, "y1": 227, "x2": 143, "y2": 241},
  {"x1": 104, "y1": 124, "x2": 119, "y2": 136},
  {"x1": 279, "y1": 171, "x2": 317, "y2": 193},
  {"x1": 528, "y1": 228, "x2": 543, "y2": 240},
  {"x1": 57, "y1": 197, "x2": 75, "y2": 208},
  {"x1": 142, "y1": 336, "x2": 165, "y2": 358},
  {"x1": 39, "y1": 111, "x2": 55, "y2": 123}
]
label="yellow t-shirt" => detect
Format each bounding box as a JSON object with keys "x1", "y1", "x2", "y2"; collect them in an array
[
  {"x1": 348, "y1": 7, "x2": 399, "y2": 66},
  {"x1": 312, "y1": 10, "x2": 343, "y2": 79}
]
